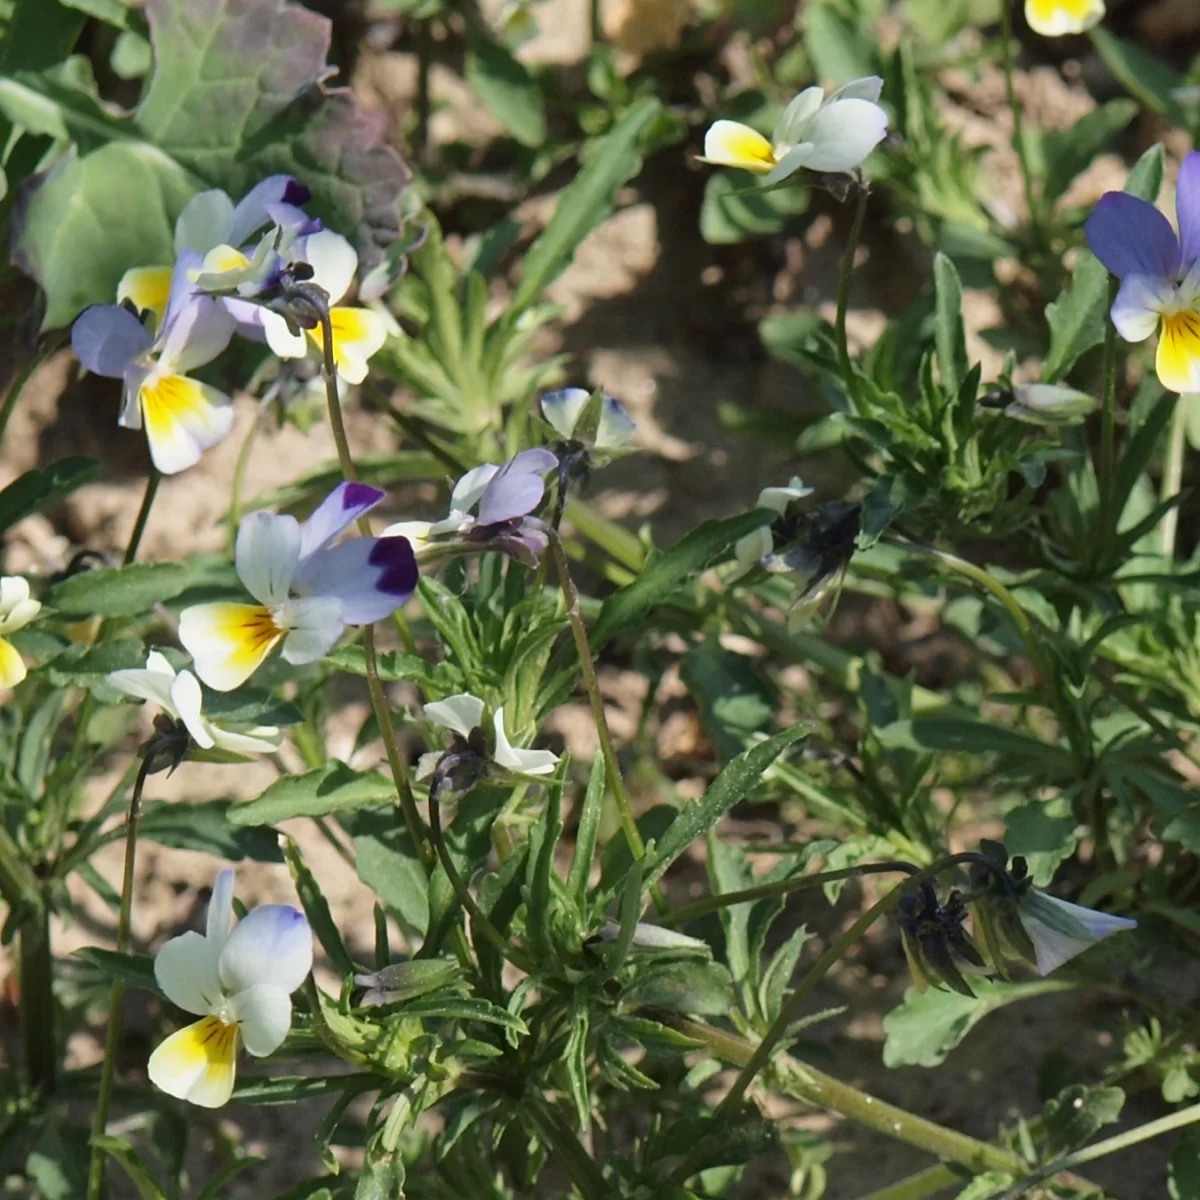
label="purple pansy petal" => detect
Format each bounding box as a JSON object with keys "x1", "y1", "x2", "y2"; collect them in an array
[
  {"x1": 499, "y1": 519, "x2": 549, "y2": 567},
  {"x1": 157, "y1": 252, "x2": 236, "y2": 372},
  {"x1": 265, "y1": 202, "x2": 323, "y2": 242},
  {"x1": 1176, "y1": 151, "x2": 1200, "y2": 273},
  {"x1": 1111, "y1": 274, "x2": 1172, "y2": 342},
  {"x1": 227, "y1": 176, "x2": 306, "y2": 249},
  {"x1": 293, "y1": 536, "x2": 417, "y2": 623},
  {"x1": 508, "y1": 447, "x2": 559, "y2": 475},
  {"x1": 218, "y1": 904, "x2": 313, "y2": 995},
  {"x1": 478, "y1": 471, "x2": 546, "y2": 526},
  {"x1": 71, "y1": 305, "x2": 152, "y2": 377},
  {"x1": 1084, "y1": 192, "x2": 1180, "y2": 281},
  {"x1": 298, "y1": 482, "x2": 386, "y2": 561},
  {"x1": 597, "y1": 396, "x2": 637, "y2": 448}
]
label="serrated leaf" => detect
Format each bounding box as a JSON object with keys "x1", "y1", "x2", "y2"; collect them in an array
[
  {"x1": 353, "y1": 832, "x2": 428, "y2": 932},
  {"x1": 1042, "y1": 1084, "x2": 1124, "y2": 1156},
  {"x1": 1003, "y1": 798, "x2": 1077, "y2": 886},
  {"x1": 228, "y1": 762, "x2": 394, "y2": 825},
  {"x1": 0, "y1": 457, "x2": 101, "y2": 534},
  {"x1": 49, "y1": 561, "x2": 196, "y2": 616}
]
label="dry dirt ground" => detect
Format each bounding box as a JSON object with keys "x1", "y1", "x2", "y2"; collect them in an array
[{"x1": 0, "y1": 0, "x2": 1192, "y2": 1195}]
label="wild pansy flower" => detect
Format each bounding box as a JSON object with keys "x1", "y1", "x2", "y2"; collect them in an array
[
  {"x1": 733, "y1": 478, "x2": 814, "y2": 577},
  {"x1": 896, "y1": 883, "x2": 991, "y2": 998},
  {"x1": 970, "y1": 841, "x2": 1137, "y2": 977},
  {"x1": 382, "y1": 449, "x2": 558, "y2": 567},
  {"x1": 418, "y1": 692, "x2": 559, "y2": 786},
  {"x1": 540, "y1": 387, "x2": 636, "y2": 451},
  {"x1": 148, "y1": 869, "x2": 312, "y2": 1108},
  {"x1": 118, "y1": 176, "x2": 316, "y2": 327},
  {"x1": 179, "y1": 483, "x2": 418, "y2": 692},
  {"x1": 71, "y1": 254, "x2": 236, "y2": 475},
  {"x1": 107, "y1": 651, "x2": 281, "y2": 754},
  {"x1": 699, "y1": 77, "x2": 889, "y2": 185},
  {"x1": 0, "y1": 577, "x2": 41, "y2": 688},
  {"x1": 257, "y1": 230, "x2": 388, "y2": 385},
  {"x1": 1085, "y1": 152, "x2": 1200, "y2": 394},
  {"x1": 1024, "y1": 0, "x2": 1103, "y2": 37}
]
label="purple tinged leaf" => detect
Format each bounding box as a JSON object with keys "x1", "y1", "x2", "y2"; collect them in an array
[{"x1": 71, "y1": 305, "x2": 152, "y2": 377}]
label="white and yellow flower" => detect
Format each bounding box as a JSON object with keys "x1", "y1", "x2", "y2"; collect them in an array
[
  {"x1": 700, "y1": 77, "x2": 889, "y2": 185},
  {"x1": 258, "y1": 230, "x2": 389, "y2": 385},
  {"x1": 0, "y1": 577, "x2": 41, "y2": 688},
  {"x1": 419, "y1": 692, "x2": 560, "y2": 778},
  {"x1": 733, "y1": 477, "x2": 813, "y2": 576},
  {"x1": 106, "y1": 651, "x2": 281, "y2": 753},
  {"x1": 1025, "y1": 0, "x2": 1104, "y2": 37},
  {"x1": 148, "y1": 869, "x2": 312, "y2": 1108}
]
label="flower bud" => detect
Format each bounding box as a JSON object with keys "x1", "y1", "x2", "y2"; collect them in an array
[
  {"x1": 1003, "y1": 383, "x2": 1098, "y2": 426},
  {"x1": 354, "y1": 958, "x2": 463, "y2": 1007}
]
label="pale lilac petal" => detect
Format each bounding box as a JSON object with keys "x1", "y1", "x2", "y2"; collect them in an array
[
  {"x1": 71, "y1": 305, "x2": 151, "y2": 377},
  {"x1": 540, "y1": 388, "x2": 590, "y2": 438},
  {"x1": 264, "y1": 202, "x2": 322, "y2": 249},
  {"x1": 154, "y1": 930, "x2": 221, "y2": 1015},
  {"x1": 298, "y1": 482, "x2": 386, "y2": 560},
  {"x1": 292, "y1": 536, "x2": 417, "y2": 623},
  {"x1": 1176, "y1": 151, "x2": 1200, "y2": 272},
  {"x1": 772, "y1": 86, "x2": 823, "y2": 148},
  {"x1": 1085, "y1": 193, "x2": 1181, "y2": 281},
  {"x1": 158, "y1": 254, "x2": 235, "y2": 373},
  {"x1": 231, "y1": 984, "x2": 293, "y2": 1056},
  {"x1": 236, "y1": 512, "x2": 301, "y2": 607},
  {"x1": 278, "y1": 596, "x2": 346, "y2": 663},
  {"x1": 450, "y1": 464, "x2": 500, "y2": 514},
  {"x1": 477, "y1": 471, "x2": 546, "y2": 526},
  {"x1": 595, "y1": 396, "x2": 637, "y2": 448},
  {"x1": 218, "y1": 905, "x2": 313, "y2": 995},
  {"x1": 1111, "y1": 274, "x2": 1172, "y2": 342},
  {"x1": 206, "y1": 869, "x2": 236, "y2": 949},
  {"x1": 227, "y1": 176, "x2": 310, "y2": 248}
]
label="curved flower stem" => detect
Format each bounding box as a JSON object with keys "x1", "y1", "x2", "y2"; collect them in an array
[
  {"x1": 836, "y1": 183, "x2": 870, "y2": 416},
  {"x1": 547, "y1": 528, "x2": 666, "y2": 914},
  {"x1": 86, "y1": 752, "x2": 156, "y2": 1200},
  {"x1": 312, "y1": 300, "x2": 433, "y2": 873},
  {"x1": 123, "y1": 467, "x2": 161, "y2": 567},
  {"x1": 710, "y1": 851, "x2": 993, "y2": 1125},
  {"x1": 999, "y1": 0, "x2": 1041, "y2": 248},
  {"x1": 1160, "y1": 391, "x2": 1187, "y2": 558},
  {"x1": 658, "y1": 860, "x2": 920, "y2": 927},
  {"x1": 428, "y1": 783, "x2": 533, "y2": 973}
]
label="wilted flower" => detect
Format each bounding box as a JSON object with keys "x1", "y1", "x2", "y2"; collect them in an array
[
  {"x1": 1025, "y1": 0, "x2": 1103, "y2": 37},
  {"x1": 354, "y1": 958, "x2": 462, "y2": 1008},
  {"x1": 71, "y1": 253, "x2": 236, "y2": 474},
  {"x1": 257, "y1": 230, "x2": 389, "y2": 384},
  {"x1": 1085, "y1": 151, "x2": 1200, "y2": 394},
  {"x1": 0, "y1": 577, "x2": 41, "y2": 688},
  {"x1": 699, "y1": 77, "x2": 889, "y2": 186},
  {"x1": 418, "y1": 692, "x2": 559, "y2": 785},
  {"x1": 541, "y1": 387, "x2": 636, "y2": 451},
  {"x1": 896, "y1": 883, "x2": 990, "y2": 997},
  {"x1": 969, "y1": 841, "x2": 1137, "y2": 977},
  {"x1": 595, "y1": 920, "x2": 709, "y2": 951},
  {"x1": 107, "y1": 651, "x2": 281, "y2": 754},
  {"x1": 383, "y1": 449, "x2": 558, "y2": 567},
  {"x1": 997, "y1": 382, "x2": 1098, "y2": 425},
  {"x1": 733, "y1": 478, "x2": 814, "y2": 577},
  {"x1": 148, "y1": 869, "x2": 312, "y2": 1108},
  {"x1": 179, "y1": 483, "x2": 418, "y2": 691}
]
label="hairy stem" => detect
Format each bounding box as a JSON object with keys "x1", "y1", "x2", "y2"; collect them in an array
[
  {"x1": 86, "y1": 753, "x2": 155, "y2": 1200},
  {"x1": 835, "y1": 183, "x2": 870, "y2": 415}
]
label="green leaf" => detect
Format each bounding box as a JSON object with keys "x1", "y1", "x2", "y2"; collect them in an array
[
  {"x1": 1042, "y1": 1084, "x2": 1125, "y2": 1156},
  {"x1": 283, "y1": 836, "x2": 355, "y2": 977},
  {"x1": 933, "y1": 252, "x2": 967, "y2": 396},
  {"x1": 58, "y1": 0, "x2": 132, "y2": 26},
  {"x1": 1003, "y1": 798, "x2": 1077, "y2": 886},
  {"x1": 680, "y1": 640, "x2": 775, "y2": 762},
  {"x1": 506, "y1": 97, "x2": 660, "y2": 318},
  {"x1": 907, "y1": 718, "x2": 1070, "y2": 768},
  {"x1": 48, "y1": 561, "x2": 196, "y2": 617},
  {"x1": 227, "y1": 762, "x2": 395, "y2": 825},
  {"x1": 699, "y1": 172, "x2": 810, "y2": 245},
  {"x1": 74, "y1": 947, "x2": 160, "y2": 992},
  {"x1": 200, "y1": 686, "x2": 303, "y2": 727},
  {"x1": 591, "y1": 510, "x2": 772, "y2": 649},
  {"x1": 325, "y1": 645, "x2": 442, "y2": 690},
  {"x1": 952, "y1": 1175, "x2": 1016, "y2": 1200},
  {"x1": 1042, "y1": 100, "x2": 1138, "y2": 205},
  {"x1": 645, "y1": 727, "x2": 807, "y2": 885},
  {"x1": 1169, "y1": 1132, "x2": 1200, "y2": 1200},
  {"x1": 1091, "y1": 27, "x2": 1186, "y2": 126},
  {"x1": 353, "y1": 832, "x2": 428, "y2": 933},
  {"x1": 92, "y1": 1136, "x2": 167, "y2": 1200},
  {"x1": 882, "y1": 979, "x2": 1074, "y2": 1068},
  {"x1": 623, "y1": 960, "x2": 735, "y2": 1016},
  {"x1": 465, "y1": 36, "x2": 545, "y2": 147},
  {"x1": 0, "y1": 457, "x2": 100, "y2": 535},
  {"x1": 804, "y1": 1, "x2": 876, "y2": 83},
  {"x1": 231, "y1": 1074, "x2": 376, "y2": 1105},
  {"x1": 135, "y1": 801, "x2": 285, "y2": 862},
  {"x1": 567, "y1": 754, "x2": 604, "y2": 914}
]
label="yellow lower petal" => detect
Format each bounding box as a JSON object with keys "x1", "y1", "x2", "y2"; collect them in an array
[
  {"x1": 306, "y1": 307, "x2": 388, "y2": 385},
  {"x1": 117, "y1": 265, "x2": 173, "y2": 327},
  {"x1": 140, "y1": 373, "x2": 235, "y2": 475},
  {"x1": 178, "y1": 602, "x2": 285, "y2": 692},
  {"x1": 147, "y1": 1016, "x2": 240, "y2": 1108},
  {"x1": 0, "y1": 638, "x2": 26, "y2": 688},
  {"x1": 699, "y1": 120, "x2": 777, "y2": 174},
  {"x1": 200, "y1": 244, "x2": 251, "y2": 275},
  {"x1": 1156, "y1": 311, "x2": 1200, "y2": 394},
  {"x1": 1025, "y1": 0, "x2": 1104, "y2": 36}
]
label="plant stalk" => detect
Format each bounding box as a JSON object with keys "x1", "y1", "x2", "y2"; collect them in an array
[
  {"x1": 999, "y1": 0, "x2": 1040, "y2": 247},
  {"x1": 123, "y1": 468, "x2": 161, "y2": 567},
  {"x1": 523, "y1": 1094, "x2": 608, "y2": 1200},
  {"x1": 86, "y1": 752, "x2": 155, "y2": 1200},
  {"x1": 19, "y1": 893, "x2": 55, "y2": 1096},
  {"x1": 1161, "y1": 392, "x2": 1187, "y2": 558},
  {"x1": 1098, "y1": 275, "x2": 1120, "y2": 533},
  {"x1": 836, "y1": 183, "x2": 870, "y2": 415},
  {"x1": 227, "y1": 409, "x2": 262, "y2": 548}
]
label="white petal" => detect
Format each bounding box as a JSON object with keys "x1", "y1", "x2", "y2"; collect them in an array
[
  {"x1": 415, "y1": 751, "x2": 441, "y2": 779},
  {"x1": 154, "y1": 930, "x2": 222, "y2": 1015},
  {"x1": 208, "y1": 724, "x2": 282, "y2": 754},
  {"x1": 174, "y1": 189, "x2": 235, "y2": 255},
  {"x1": 0, "y1": 576, "x2": 30, "y2": 616},
  {"x1": 799, "y1": 98, "x2": 889, "y2": 172},
  {"x1": 492, "y1": 707, "x2": 559, "y2": 776},
  {"x1": 104, "y1": 666, "x2": 178, "y2": 713},
  {"x1": 148, "y1": 1017, "x2": 238, "y2": 1108},
  {"x1": 178, "y1": 602, "x2": 284, "y2": 692},
  {"x1": 540, "y1": 388, "x2": 591, "y2": 438},
  {"x1": 757, "y1": 479, "x2": 812, "y2": 511},
  {"x1": 145, "y1": 650, "x2": 176, "y2": 678},
  {"x1": 772, "y1": 86, "x2": 823, "y2": 147},
  {"x1": 231, "y1": 984, "x2": 293, "y2": 1056},
  {"x1": 450, "y1": 464, "x2": 500, "y2": 514},
  {"x1": 1019, "y1": 892, "x2": 1136, "y2": 975},
  {"x1": 425, "y1": 693, "x2": 485, "y2": 737},
  {"x1": 278, "y1": 596, "x2": 346, "y2": 664},
  {"x1": 380, "y1": 520, "x2": 433, "y2": 550},
  {"x1": 139, "y1": 374, "x2": 235, "y2": 476},
  {"x1": 218, "y1": 905, "x2": 313, "y2": 995},
  {"x1": 763, "y1": 143, "x2": 814, "y2": 186},
  {"x1": 261, "y1": 309, "x2": 309, "y2": 361},
  {"x1": 1111, "y1": 274, "x2": 1172, "y2": 343},
  {"x1": 207, "y1": 869, "x2": 236, "y2": 950},
  {"x1": 235, "y1": 511, "x2": 301, "y2": 607},
  {"x1": 733, "y1": 527, "x2": 773, "y2": 577},
  {"x1": 298, "y1": 229, "x2": 358, "y2": 305},
  {"x1": 826, "y1": 75, "x2": 884, "y2": 104},
  {"x1": 169, "y1": 669, "x2": 215, "y2": 749}
]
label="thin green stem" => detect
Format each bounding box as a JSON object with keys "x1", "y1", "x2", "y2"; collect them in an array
[
  {"x1": 227, "y1": 411, "x2": 262, "y2": 548},
  {"x1": 123, "y1": 468, "x2": 161, "y2": 567},
  {"x1": 999, "y1": 0, "x2": 1040, "y2": 247},
  {"x1": 835, "y1": 184, "x2": 870, "y2": 415},
  {"x1": 1161, "y1": 392, "x2": 1187, "y2": 559},
  {"x1": 314, "y1": 299, "x2": 433, "y2": 873},
  {"x1": 1098, "y1": 275, "x2": 1120, "y2": 535},
  {"x1": 659, "y1": 860, "x2": 919, "y2": 927},
  {"x1": 547, "y1": 528, "x2": 666, "y2": 913},
  {"x1": 86, "y1": 753, "x2": 155, "y2": 1200}
]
